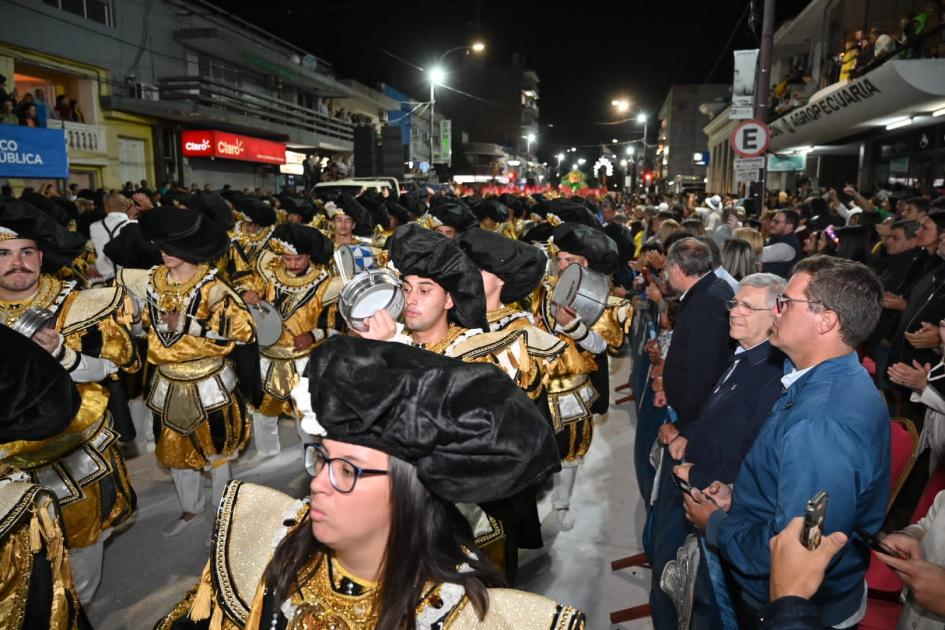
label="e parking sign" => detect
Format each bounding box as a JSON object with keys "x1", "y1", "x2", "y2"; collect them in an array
[{"x1": 731, "y1": 119, "x2": 770, "y2": 158}]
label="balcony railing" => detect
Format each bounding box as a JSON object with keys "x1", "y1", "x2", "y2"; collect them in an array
[
  {"x1": 47, "y1": 119, "x2": 107, "y2": 154},
  {"x1": 157, "y1": 76, "x2": 354, "y2": 144}
]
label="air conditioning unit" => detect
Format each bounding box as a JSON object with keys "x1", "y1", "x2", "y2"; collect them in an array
[{"x1": 133, "y1": 82, "x2": 160, "y2": 101}]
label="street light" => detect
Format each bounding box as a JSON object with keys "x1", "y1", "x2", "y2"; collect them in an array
[
  {"x1": 612, "y1": 98, "x2": 630, "y2": 114},
  {"x1": 428, "y1": 43, "x2": 486, "y2": 168},
  {"x1": 526, "y1": 132, "x2": 536, "y2": 158},
  {"x1": 626, "y1": 145, "x2": 634, "y2": 155},
  {"x1": 577, "y1": 158, "x2": 587, "y2": 165}
]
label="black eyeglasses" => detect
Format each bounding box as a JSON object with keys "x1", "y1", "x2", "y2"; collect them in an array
[
  {"x1": 303, "y1": 442, "x2": 389, "y2": 493},
  {"x1": 775, "y1": 294, "x2": 826, "y2": 314},
  {"x1": 724, "y1": 298, "x2": 771, "y2": 313}
]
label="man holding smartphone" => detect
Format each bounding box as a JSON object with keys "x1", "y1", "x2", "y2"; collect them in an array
[{"x1": 684, "y1": 256, "x2": 890, "y2": 629}]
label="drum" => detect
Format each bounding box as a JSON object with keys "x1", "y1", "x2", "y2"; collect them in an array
[
  {"x1": 333, "y1": 246, "x2": 356, "y2": 284},
  {"x1": 551, "y1": 263, "x2": 611, "y2": 326},
  {"x1": 11, "y1": 307, "x2": 56, "y2": 338},
  {"x1": 339, "y1": 269, "x2": 404, "y2": 332},
  {"x1": 250, "y1": 301, "x2": 283, "y2": 348}
]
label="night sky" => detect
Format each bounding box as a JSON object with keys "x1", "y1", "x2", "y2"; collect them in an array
[{"x1": 227, "y1": 0, "x2": 810, "y2": 160}]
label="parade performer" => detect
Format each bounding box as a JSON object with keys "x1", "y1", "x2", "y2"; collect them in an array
[
  {"x1": 531, "y1": 222, "x2": 631, "y2": 529},
  {"x1": 356, "y1": 224, "x2": 561, "y2": 576},
  {"x1": 226, "y1": 197, "x2": 278, "y2": 290},
  {"x1": 0, "y1": 324, "x2": 90, "y2": 629},
  {"x1": 157, "y1": 337, "x2": 585, "y2": 630},
  {"x1": 239, "y1": 223, "x2": 336, "y2": 459},
  {"x1": 117, "y1": 206, "x2": 257, "y2": 538},
  {"x1": 420, "y1": 198, "x2": 478, "y2": 239},
  {"x1": 0, "y1": 201, "x2": 140, "y2": 604}
]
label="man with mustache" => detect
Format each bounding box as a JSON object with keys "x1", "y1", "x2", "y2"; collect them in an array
[{"x1": 0, "y1": 200, "x2": 140, "y2": 606}]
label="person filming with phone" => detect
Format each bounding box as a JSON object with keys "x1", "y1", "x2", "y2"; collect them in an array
[{"x1": 683, "y1": 256, "x2": 890, "y2": 629}]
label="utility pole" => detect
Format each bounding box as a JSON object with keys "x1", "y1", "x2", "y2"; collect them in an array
[
  {"x1": 429, "y1": 82, "x2": 435, "y2": 174},
  {"x1": 753, "y1": 0, "x2": 775, "y2": 207}
]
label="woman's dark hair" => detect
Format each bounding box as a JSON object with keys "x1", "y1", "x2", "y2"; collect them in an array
[
  {"x1": 263, "y1": 455, "x2": 504, "y2": 630},
  {"x1": 663, "y1": 297, "x2": 682, "y2": 328},
  {"x1": 835, "y1": 225, "x2": 872, "y2": 264}
]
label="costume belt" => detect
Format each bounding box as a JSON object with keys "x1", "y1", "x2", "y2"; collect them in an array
[
  {"x1": 259, "y1": 345, "x2": 309, "y2": 401},
  {"x1": 148, "y1": 357, "x2": 238, "y2": 435},
  {"x1": 545, "y1": 373, "x2": 598, "y2": 431},
  {"x1": 28, "y1": 420, "x2": 119, "y2": 506}
]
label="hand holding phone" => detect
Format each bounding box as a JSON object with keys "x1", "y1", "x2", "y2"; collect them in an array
[{"x1": 801, "y1": 491, "x2": 828, "y2": 550}]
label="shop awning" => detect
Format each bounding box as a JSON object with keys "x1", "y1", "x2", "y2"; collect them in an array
[{"x1": 769, "y1": 59, "x2": 945, "y2": 152}]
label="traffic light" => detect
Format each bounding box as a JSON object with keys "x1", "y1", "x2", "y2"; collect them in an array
[{"x1": 644, "y1": 171, "x2": 653, "y2": 184}]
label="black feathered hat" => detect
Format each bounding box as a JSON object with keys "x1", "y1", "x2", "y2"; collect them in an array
[
  {"x1": 19, "y1": 191, "x2": 71, "y2": 227},
  {"x1": 270, "y1": 223, "x2": 334, "y2": 265},
  {"x1": 0, "y1": 200, "x2": 87, "y2": 272},
  {"x1": 102, "y1": 222, "x2": 163, "y2": 269},
  {"x1": 385, "y1": 201, "x2": 411, "y2": 226},
  {"x1": 551, "y1": 199, "x2": 602, "y2": 229},
  {"x1": 552, "y1": 222, "x2": 619, "y2": 274},
  {"x1": 188, "y1": 191, "x2": 234, "y2": 231},
  {"x1": 604, "y1": 222, "x2": 636, "y2": 269},
  {"x1": 138, "y1": 206, "x2": 230, "y2": 264},
  {"x1": 306, "y1": 336, "x2": 560, "y2": 504},
  {"x1": 474, "y1": 198, "x2": 510, "y2": 224},
  {"x1": 520, "y1": 222, "x2": 554, "y2": 245},
  {"x1": 429, "y1": 200, "x2": 478, "y2": 233},
  {"x1": 387, "y1": 223, "x2": 488, "y2": 331},
  {"x1": 458, "y1": 228, "x2": 546, "y2": 305},
  {"x1": 280, "y1": 196, "x2": 317, "y2": 223},
  {"x1": 233, "y1": 197, "x2": 277, "y2": 227},
  {"x1": 0, "y1": 324, "x2": 79, "y2": 443}
]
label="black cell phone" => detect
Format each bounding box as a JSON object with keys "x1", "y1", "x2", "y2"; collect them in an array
[
  {"x1": 856, "y1": 528, "x2": 908, "y2": 559},
  {"x1": 801, "y1": 490, "x2": 828, "y2": 550},
  {"x1": 671, "y1": 472, "x2": 694, "y2": 494}
]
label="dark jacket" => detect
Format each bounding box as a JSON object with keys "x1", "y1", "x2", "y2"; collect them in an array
[
  {"x1": 663, "y1": 272, "x2": 734, "y2": 434},
  {"x1": 891, "y1": 260, "x2": 945, "y2": 366},
  {"x1": 868, "y1": 247, "x2": 926, "y2": 343},
  {"x1": 707, "y1": 352, "x2": 890, "y2": 627},
  {"x1": 761, "y1": 233, "x2": 802, "y2": 279},
  {"x1": 685, "y1": 340, "x2": 786, "y2": 489},
  {"x1": 760, "y1": 597, "x2": 824, "y2": 630}
]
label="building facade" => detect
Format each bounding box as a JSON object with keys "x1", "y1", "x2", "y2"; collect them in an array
[{"x1": 656, "y1": 84, "x2": 729, "y2": 194}]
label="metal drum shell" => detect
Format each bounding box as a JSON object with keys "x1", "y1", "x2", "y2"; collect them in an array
[
  {"x1": 11, "y1": 307, "x2": 56, "y2": 338},
  {"x1": 251, "y1": 301, "x2": 283, "y2": 348},
  {"x1": 551, "y1": 264, "x2": 611, "y2": 326},
  {"x1": 339, "y1": 269, "x2": 404, "y2": 332}
]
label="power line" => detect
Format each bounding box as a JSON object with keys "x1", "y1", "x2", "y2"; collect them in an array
[{"x1": 704, "y1": 1, "x2": 752, "y2": 83}]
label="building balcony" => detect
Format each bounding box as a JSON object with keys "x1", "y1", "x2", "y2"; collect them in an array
[
  {"x1": 46, "y1": 119, "x2": 107, "y2": 155},
  {"x1": 103, "y1": 75, "x2": 354, "y2": 151}
]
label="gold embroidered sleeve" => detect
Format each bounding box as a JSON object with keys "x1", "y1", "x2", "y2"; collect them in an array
[
  {"x1": 200, "y1": 282, "x2": 256, "y2": 345},
  {"x1": 592, "y1": 298, "x2": 632, "y2": 353}
]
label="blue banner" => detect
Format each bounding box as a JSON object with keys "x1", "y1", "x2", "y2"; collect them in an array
[{"x1": 0, "y1": 126, "x2": 68, "y2": 178}]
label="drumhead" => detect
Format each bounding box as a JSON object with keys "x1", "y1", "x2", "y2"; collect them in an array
[
  {"x1": 252, "y1": 301, "x2": 283, "y2": 348},
  {"x1": 552, "y1": 264, "x2": 581, "y2": 306},
  {"x1": 350, "y1": 285, "x2": 397, "y2": 319}
]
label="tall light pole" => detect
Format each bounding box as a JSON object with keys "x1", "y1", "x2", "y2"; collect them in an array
[{"x1": 428, "y1": 42, "x2": 486, "y2": 169}]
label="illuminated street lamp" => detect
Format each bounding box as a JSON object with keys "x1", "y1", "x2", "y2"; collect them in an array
[
  {"x1": 626, "y1": 145, "x2": 634, "y2": 155},
  {"x1": 526, "y1": 132, "x2": 536, "y2": 158},
  {"x1": 471, "y1": 41, "x2": 486, "y2": 52},
  {"x1": 611, "y1": 98, "x2": 630, "y2": 114},
  {"x1": 577, "y1": 158, "x2": 587, "y2": 165},
  {"x1": 429, "y1": 43, "x2": 486, "y2": 167}
]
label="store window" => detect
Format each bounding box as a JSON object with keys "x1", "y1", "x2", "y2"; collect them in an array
[{"x1": 43, "y1": 0, "x2": 114, "y2": 27}]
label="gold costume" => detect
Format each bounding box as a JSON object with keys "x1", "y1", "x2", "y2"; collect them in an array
[
  {"x1": 243, "y1": 250, "x2": 335, "y2": 418},
  {"x1": 530, "y1": 279, "x2": 631, "y2": 462},
  {"x1": 157, "y1": 481, "x2": 586, "y2": 630},
  {"x1": 0, "y1": 479, "x2": 86, "y2": 629},
  {"x1": 118, "y1": 265, "x2": 256, "y2": 470},
  {"x1": 0, "y1": 276, "x2": 139, "y2": 549},
  {"x1": 226, "y1": 222, "x2": 276, "y2": 291}
]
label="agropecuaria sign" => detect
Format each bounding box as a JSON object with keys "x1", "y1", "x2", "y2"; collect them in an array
[{"x1": 772, "y1": 79, "x2": 882, "y2": 138}]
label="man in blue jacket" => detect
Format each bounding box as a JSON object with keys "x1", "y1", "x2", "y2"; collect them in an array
[{"x1": 685, "y1": 255, "x2": 889, "y2": 629}]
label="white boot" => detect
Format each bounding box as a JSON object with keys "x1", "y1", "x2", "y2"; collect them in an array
[
  {"x1": 551, "y1": 465, "x2": 579, "y2": 531},
  {"x1": 252, "y1": 412, "x2": 281, "y2": 458}
]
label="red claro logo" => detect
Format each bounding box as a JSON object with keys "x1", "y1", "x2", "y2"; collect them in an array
[
  {"x1": 217, "y1": 137, "x2": 244, "y2": 157},
  {"x1": 185, "y1": 138, "x2": 211, "y2": 151}
]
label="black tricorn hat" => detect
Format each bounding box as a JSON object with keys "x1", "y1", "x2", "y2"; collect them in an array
[
  {"x1": 138, "y1": 206, "x2": 230, "y2": 264},
  {"x1": 234, "y1": 197, "x2": 277, "y2": 227},
  {"x1": 0, "y1": 324, "x2": 79, "y2": 443},
  {"x1": 430, "y1": 200, "x2": 478, "y2": 233},
  {"x1": 458, "y1": 228, "x2": 546, "y2": 305},
  {"x1": 387, "y1": 223, "x2": 488, "y2": 331},
  {"x1": 270, "y1": 223, "x2": 333, "y2": 265},
  {"x1": 307, "y1": 336, "x2": 560, "y2": 504},
  {"x1": 552, "y1": 222, "x2": 619, "y2": 274},
  {"x1": 0, "y1": 200, "x2": 87, "y2": 272},
  {"x1": 336, "y1": 194, "x2": 375, "y2": 237}
]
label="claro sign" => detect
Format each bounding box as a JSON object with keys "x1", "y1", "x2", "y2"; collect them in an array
[{"x1": 181, "y1": 130, "x2": 286, "y2": 165}]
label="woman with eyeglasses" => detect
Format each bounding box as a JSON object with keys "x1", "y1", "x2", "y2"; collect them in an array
[{"x1": 157, "y1": 336, "x2": 583, "y2": 630}]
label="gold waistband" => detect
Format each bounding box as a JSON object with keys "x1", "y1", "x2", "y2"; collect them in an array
[
  {"x1": 546, "y1": 373, "x2": 591, "y2": 394},
  {"x1": 261, "y1": 344, "x2": 310, "y2": 361},
  {"x1": 157, "y1": 357, "x2": 225, "y2": 381}
]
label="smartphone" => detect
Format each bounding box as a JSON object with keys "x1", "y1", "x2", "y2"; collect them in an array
[
  {"x1": 856, "y1": 528, "x2": 908, "y2": 559},
  {"x1": 671, "y1": 472, "x2": 694, "y2": 494},
  {"x1": 801, "y1": 491, "x2": 828, "y2": 550},
  {"x1": 825, "y1": 224, "x2": 839, "y2": 244}
]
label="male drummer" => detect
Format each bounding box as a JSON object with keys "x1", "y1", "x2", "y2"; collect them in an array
[
  {"x1": 239, "y1": 223, "x2": 336, "y2": 459},
  {"x1": 326, "y1": 193, "x2": 374, "y2": 248},
  {"x1": 0, "y1": 200, "x2": 140, "y2": 604},
  {"x1": 531, "y1": 222, "x2": 631, "y2": 529},
  {"x1": 116, "y1": 206, "x2": 257, "y2": 538},
  {"x1": 227, "y1": 197, "x2": 277, "y2": 290}
]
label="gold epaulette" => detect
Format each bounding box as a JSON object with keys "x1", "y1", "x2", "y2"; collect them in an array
[
  {"x1": 116, "y1": 267, "x2": 150, "y2": 304},
  {"x1": 59, "y1": 286, "x2": 124, "y2": 336}
]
